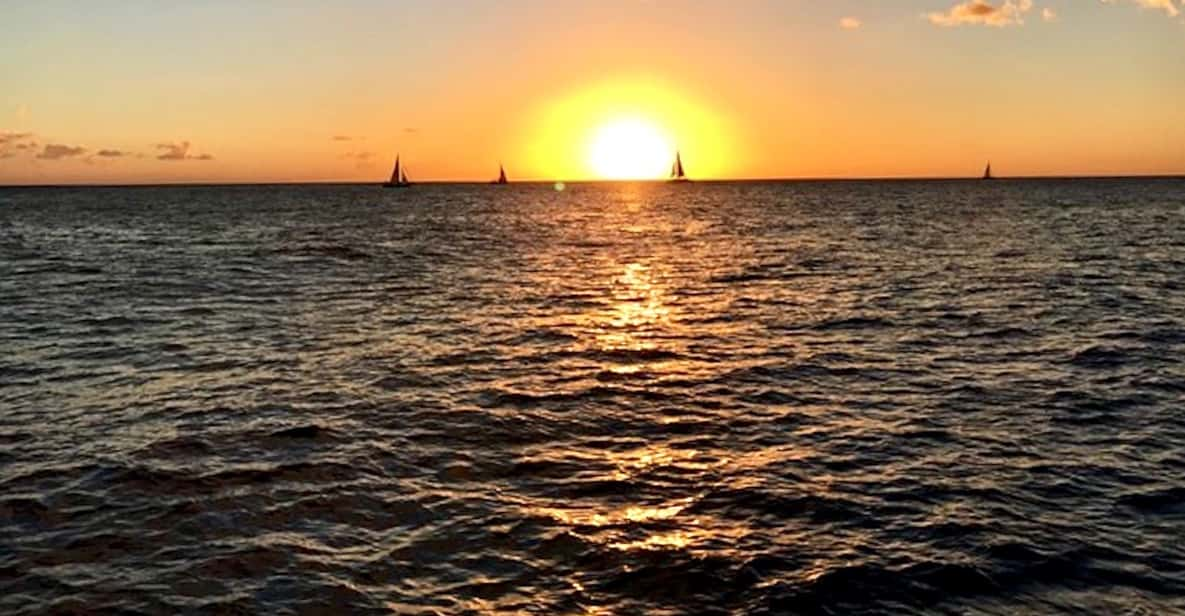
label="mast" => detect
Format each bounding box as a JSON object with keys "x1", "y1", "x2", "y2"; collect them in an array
[{"x1": 390, "y1": 155, "x2": 401, "y2": 184}]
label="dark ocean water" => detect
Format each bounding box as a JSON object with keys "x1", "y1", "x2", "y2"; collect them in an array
[{"x1": 1, "y1": 179, "x2": 1184, "y2": 615}]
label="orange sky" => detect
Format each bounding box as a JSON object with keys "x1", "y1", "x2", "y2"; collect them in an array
[{"x1": 2, "y1": 1, "x2": 1184, "y2": 184}]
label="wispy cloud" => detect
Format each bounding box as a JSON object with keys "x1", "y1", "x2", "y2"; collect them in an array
[
  {"x1": 927, "y1": 0, "x2": 1034, "y2": 27},
  {"x1": 36, "y1": 143, "x2": 87, "y2": 160},
  {"x1": 928, "y1": 0, "x2": 1180, "y2": 28},
  {"x1": 340, "y1": 150, "x2": 377, "y2": 169},
  {"x1": 403, "y1": 127, "x2": 419, "y2": 135},
  {"x1": 0, "y1": 131, "x2": 33, "y2": 145},
  {"x1": 0, "y1": 132, "x2": 37, "y2": 159},
  {"x1": 155, "y1": 141, "x2": 213, "y2": 161},
  {"x1": 331, "y1": 135, "x2": 354, "y2": 141},
  {"x1": 96, "y1": 149, "x2": 128, "y2": 157},
  {"x1": 840, "y1": 17, "x2": 863, "y2": 30},
  {"x1": 1104, "y1": 0, "x2": 1180, "y2": 17}
]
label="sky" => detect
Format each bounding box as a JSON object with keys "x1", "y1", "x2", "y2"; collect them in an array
[{"x1": 1, "y1": 0, "x2": 1183, "y2": 184}]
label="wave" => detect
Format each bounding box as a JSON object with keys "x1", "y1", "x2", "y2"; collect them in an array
[
  {"x1": 1118, "y1": 487, "x2": 1185, "y2": 512},
  {"x1": 1068, "y1": 344, "x2": 1133, "y2": 368},
  {"x1": 265, "y1": 242, "x2": 374, "y2": 261},
  {"x1": 691, "y1": 487, "x2": 867, "y2": 524},
  {"x1": 811, "y1": 316, "x2": 894, "y2": 331},
  {"x1": 267, "y1": 424, "x2": 330, "y2": 439},
  {"x1": 475, "y1": 385, "x2": 673, "y2": 409},
  {"x1": 101, "y1": 461, "x2": 375, "y2": 496}
]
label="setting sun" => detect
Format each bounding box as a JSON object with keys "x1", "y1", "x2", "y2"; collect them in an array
[
  {"x1": 523, "y1": 79, "x2": 735, "y2": 182},
  {"x1": 587, "y1": 117, "x2": 674, "y2": 180}
]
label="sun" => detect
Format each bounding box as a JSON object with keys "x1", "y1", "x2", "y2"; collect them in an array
[
  {"x1": 587, "y1": 117, "x2": 674, "y2": 180},
  {"x1": 525, "y1": 80, "x2": 733, "y2": 180}
]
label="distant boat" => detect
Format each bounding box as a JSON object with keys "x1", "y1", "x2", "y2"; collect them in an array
[
  {"x1": 670, "y1": 151, "x2": 690, "y2": 182},
  {"x1": 492, "y1": 163, "x2": 508, "y2": 185},
  {"x1": 982, "y1": 162, "x2": 994, "y2": 180},
  {"x1": 383, "y1": 155, "x2": 411, "y2": 188}
]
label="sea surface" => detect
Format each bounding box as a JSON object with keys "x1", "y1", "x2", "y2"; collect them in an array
[{"x1": 1, "y1": 179, "x2": 1184, "y2": 615}]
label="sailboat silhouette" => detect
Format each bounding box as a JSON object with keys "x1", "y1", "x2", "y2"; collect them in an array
[
  {"x1": 982, "y1": 162, "x2": 994, "y2": 180},
  {"x1": 670, "y1": 151, "x2": 689, "y2": 182},
  {"x1": 383, "y1": 155, "x2": 411, "y2": 188},
  {"x1": 492, "y1": 163, "x2": 508, "y2": 185}
]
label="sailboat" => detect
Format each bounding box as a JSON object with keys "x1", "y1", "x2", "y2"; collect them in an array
[
  {"x1": 670, "y1": 151, "x2": 690, "y2": 182},
  {"x1": 492, "y1": 163, "x2": 509, "y2": 185},
  {"x1": 982, "y1": 162, "x2": 994, "y2": 180},
  {"x1": 383, "y1": 155, "x2": 411, "y2": 188}
]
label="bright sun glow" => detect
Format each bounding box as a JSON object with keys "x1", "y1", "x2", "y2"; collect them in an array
[
  {"x1": 525, "y1": 79, "x2": 734, "y2": 181},
  {"x1": 587, "y1": 117, "x2": 674, "y2": 180}
]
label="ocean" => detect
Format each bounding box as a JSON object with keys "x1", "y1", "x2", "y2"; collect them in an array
[{"x1": 1, "y1": 179, "x2": 1183, "y2": 614}]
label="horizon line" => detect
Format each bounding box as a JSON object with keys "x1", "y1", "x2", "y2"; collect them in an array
[{"x1": 3, "y1": 173, "x2": 1185, "y2": 189}]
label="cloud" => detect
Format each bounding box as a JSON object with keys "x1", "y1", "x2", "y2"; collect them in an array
[
  {"x1": 927, "y1": 0, "x2": 1034, "y2": 26},
  {"x1": 36, "y1": 144, "x2": 87, "y2": 160},
  {"x1": 928, "y1": 0, "x2": 1179, "y2": 28},
  {"x1": 0, "y1": 131, "x2": 33, "y2": 145},
  {"x1": 0, "y1": 133, "x2": 37, "y2": 159},
  {"x1": 840, "y1": 17, "x2": 863, "y2": 30},
  {"x1": 403, "y1": 127, "x2": 419, "y2": 134},
  {"x1": 1104, "y1": 0, "x2": 1180, "y2": 17},
  {"x1": 340, "y1": 150, "x2": 377, "y2": 169},
  {"x1": 155, "y1": 141, "x2": 213, "y2": 161},
  {"x1": 331, "y1": 135, "x2": 354, "y2": 141},
  {"x1": 155, "y1": 141, "x2": 189, "y2": 160},
  {"x1": 85, "y1": 148, "x2": 137, "y2": 165}
]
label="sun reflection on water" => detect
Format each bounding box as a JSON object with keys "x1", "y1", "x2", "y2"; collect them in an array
[
  {"x1": 536, "y1": 499, "x2": 690, "y2": 528},
  {"x1": 522, "y1": 440, "x2": 747, "y2": 556},
  {"x1": 507, "y1": 191, "x2": 775, "y2": 566},
  {"x1": 608, "y1": 445, "x2": 717, "y2": 481},
  {"x1": 593, "y1": 261, "x2": 672, "y2": 347}
]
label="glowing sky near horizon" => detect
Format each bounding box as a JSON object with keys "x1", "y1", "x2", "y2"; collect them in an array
[{"x1": 1, "y1": 0, "x2": 1183, "y2": 183}]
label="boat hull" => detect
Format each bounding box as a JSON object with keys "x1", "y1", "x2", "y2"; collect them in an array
[{"x1": 383, "y1": 183, "x2": 412, "y2": 188}]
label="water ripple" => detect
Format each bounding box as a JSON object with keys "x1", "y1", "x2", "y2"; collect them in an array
[{"x1": 1, "y1": 180, "x2": 1184, "y2": 614}]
